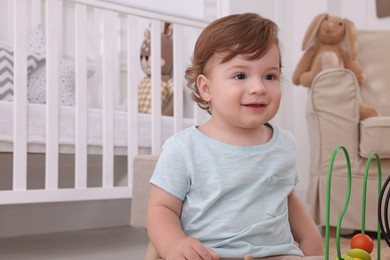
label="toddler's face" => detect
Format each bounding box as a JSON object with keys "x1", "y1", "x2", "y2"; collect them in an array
[{"x1": 199, "y1": 44, "x2": 281, "y2": 130}]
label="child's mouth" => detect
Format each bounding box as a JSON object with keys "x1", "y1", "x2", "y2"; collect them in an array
[{"x1": 243, "y1": 103, "x2": 266, "y2": 108}]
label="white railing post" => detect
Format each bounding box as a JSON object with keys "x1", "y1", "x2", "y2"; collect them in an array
[
  {"x1": 7, "y1": 0, "x2": 14, "y2": 43},
  {"x1": 127, "y1": 15, "x2": 138, "y2": 189},
  {"x1": 102, "y1": 10, "x2": 115, "y2": 188},
  {"x1": 150, "y1": 19, "x2": 162, "y2": 155},
  {"x1": 31, "y1": 0, "x2": 42, "y2": 28},
  {"x1": 12, "y1": 0, "x2": 28, "y2": 191},
  {"x1": 74, "y1": 3, "x2": 88, "y2": 188},
  {"x1": 172, "y1": 23, "x2": 184, "y2": 134},
  {"x1": 45, "y1": 0, "x2": 60, "y2": 189}
]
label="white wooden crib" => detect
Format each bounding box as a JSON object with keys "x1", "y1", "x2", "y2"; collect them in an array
[{"x1": 0, "y1": 0, "x2": 209, "y2": 211}]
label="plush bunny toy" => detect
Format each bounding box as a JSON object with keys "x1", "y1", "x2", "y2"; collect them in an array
[
  {"x1": 138, "y1": 23, "x2": 173, "y2": 116},
  {"x1": 292, "y1": 13, "x2": 379, "y2": 120}
]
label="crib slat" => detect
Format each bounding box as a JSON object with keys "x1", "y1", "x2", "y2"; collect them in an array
[
  {"x1": 127, "y1": 15, "x2": 138, "y2": 189},
  {"x1": 92, "y1": 8, "x2": 103, "y2": 108},
  {"x1": 45, "y1": 0, "x2": 60, "y2": 189},
  {"x1": 150, "y1": 20, "x2": 162, "y2": 156},
  {"x1": 57, "y1": 1, "x2": 64, "y2": 58},
  {"x1": 7, "y1": 0, "x2": 14, "y2": 43},
  {"x1": 74, "y1": 3, "x2": 88, "y2": 188},
  {"x1": 102, "y1": 10, "x2": 116, "y2": 187},
  {"x1": 12, "y1": 0, "x2": 28, "y2": 191},
  {"x1": 0, "y1": 187, "x2": 132, "y2": 205},
  {"x1": 172, "y1": 23, "x2": 184, "y2": 133},
  {"x1": 66, "y1": 0, "x2": 209, "y2": 29},
  {"x1": 31, "y1": 0, "x2": 42, "y2": 27}
]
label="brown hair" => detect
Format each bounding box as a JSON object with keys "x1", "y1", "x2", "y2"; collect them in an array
[{"x1": 185, "y1": 13, "x2": 281, "y2": 114}]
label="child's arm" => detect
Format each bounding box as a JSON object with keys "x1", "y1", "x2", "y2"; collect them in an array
[
  {"x1": 147, "y1": 185, "x2": 219, "y2": 260},
  {"x1": 288, "y1": 191, "x2": 324, "y2": 256}
]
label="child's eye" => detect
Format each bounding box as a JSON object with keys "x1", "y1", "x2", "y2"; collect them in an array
[
  {"x1": 265, "y1": 74, "x2": 278, "y2": 81},
  {"x1": 233, "y1": 73, "x2": 247, "y2": 80}
]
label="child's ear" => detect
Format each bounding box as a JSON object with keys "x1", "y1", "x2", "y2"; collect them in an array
[{"x1": 197, "y1": 74, "x2": 211, "y2": 101}]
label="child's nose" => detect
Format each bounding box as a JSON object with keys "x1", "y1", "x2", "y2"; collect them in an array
[{"x1": 249, "y1": 78, "x2": 266, "y2": 95}]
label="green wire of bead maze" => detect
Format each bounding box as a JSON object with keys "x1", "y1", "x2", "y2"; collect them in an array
[{"x1": 324, "y1": 145, "x2": 382, "y2": 260}]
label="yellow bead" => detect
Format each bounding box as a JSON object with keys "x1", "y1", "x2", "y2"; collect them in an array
[{"x1": 348, "y1": 248, "x2": 371, "y2": 260}]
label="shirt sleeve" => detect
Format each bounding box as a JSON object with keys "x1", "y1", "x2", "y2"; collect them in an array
[{"x1": 149, "y1": 137, "x2": 190, "y2": 201}]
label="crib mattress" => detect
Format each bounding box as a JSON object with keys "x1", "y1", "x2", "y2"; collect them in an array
[{"x1": 0, "y1": 101, "x2": 194, "y2": 154}]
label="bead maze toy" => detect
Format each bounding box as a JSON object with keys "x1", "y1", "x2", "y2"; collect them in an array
[
  {"x1": 325, "y1": 145, "x2": 385, "y2": 260},
  {"x1": 379, "y1": 170, "x2": 390, "y2": 248}
]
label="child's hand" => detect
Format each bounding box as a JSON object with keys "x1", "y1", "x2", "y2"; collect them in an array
[{"x1": 165, "y1": 236, "x2": 219, "y2": 260}]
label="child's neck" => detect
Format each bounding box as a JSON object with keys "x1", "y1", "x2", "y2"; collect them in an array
[{"x1": 198, "y1": 121, "x2": 273, "y2": 146}]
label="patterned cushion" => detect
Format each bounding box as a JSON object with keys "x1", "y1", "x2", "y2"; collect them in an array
[
  {"x1": 138, "y1": 76, "x2": 173, "y2": 113},
  {"x1": 28, "y1": 59, "x2": 95, "y2": 106},
  {"x1": 24, "y1": 24, "x2": 95, "y2": 106},
  {"x1": 0, "y1": 45, "x2": 45, "y2": 101},
  {"x1": 28, "y1": 25, "x2": 46, "y2": 54}
]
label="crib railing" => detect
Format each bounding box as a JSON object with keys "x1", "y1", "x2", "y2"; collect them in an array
[{"x1": 0, "y1": 0, "x2": 209, "y2": 204}]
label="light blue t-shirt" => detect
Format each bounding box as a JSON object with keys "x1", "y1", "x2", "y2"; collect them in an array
[{"x1": 150, "y1": 124, "x2": 304, "y2": 258}]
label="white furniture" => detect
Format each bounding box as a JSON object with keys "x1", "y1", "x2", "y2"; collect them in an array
[
  {"x1": 306, "y1": 30, "x2": 390, "y2": 231},
  {"x1": 0, "y1": 0, "x2": 207, "y2": 237}
]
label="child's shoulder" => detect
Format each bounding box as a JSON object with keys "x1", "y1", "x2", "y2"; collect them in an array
[
  {"x1": 172, "y1": 125, "x2": 197, "y2": 138},
  {"x1": 164, "y1": 126, "x2": 198, "y2": 145},
  {"x1": 268, "y1": 123, "x2": 295, "y2": 144}
]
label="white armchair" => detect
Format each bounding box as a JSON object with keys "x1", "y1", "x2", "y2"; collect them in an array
[{"x1": 306, "y1": 30, "x2": 390, "y2": 231}]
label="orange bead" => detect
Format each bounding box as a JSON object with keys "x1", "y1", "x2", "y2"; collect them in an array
[{"x1": 350, "y1": 233, "x2": 374, "y2": 254}]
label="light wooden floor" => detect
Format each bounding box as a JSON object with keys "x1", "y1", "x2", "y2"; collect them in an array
[
  {"x1": 0, "y1": 226, "x2": 149, "y2": 260},
  {"x1": 1, "y1": 226, "x2": 389, "y2": 260}
]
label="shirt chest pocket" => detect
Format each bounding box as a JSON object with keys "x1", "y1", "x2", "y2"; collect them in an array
[{"x1": 264, "y1": 175, "x2": 296, "y2": 217}]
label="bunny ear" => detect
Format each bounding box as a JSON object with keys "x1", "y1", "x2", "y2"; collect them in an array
[
  {"x1": 342, "y1": 18, "x2": 358, "y2": 58},
  {"x1": 302, "y1": 13, "x2": 328, "y2": 50}
]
